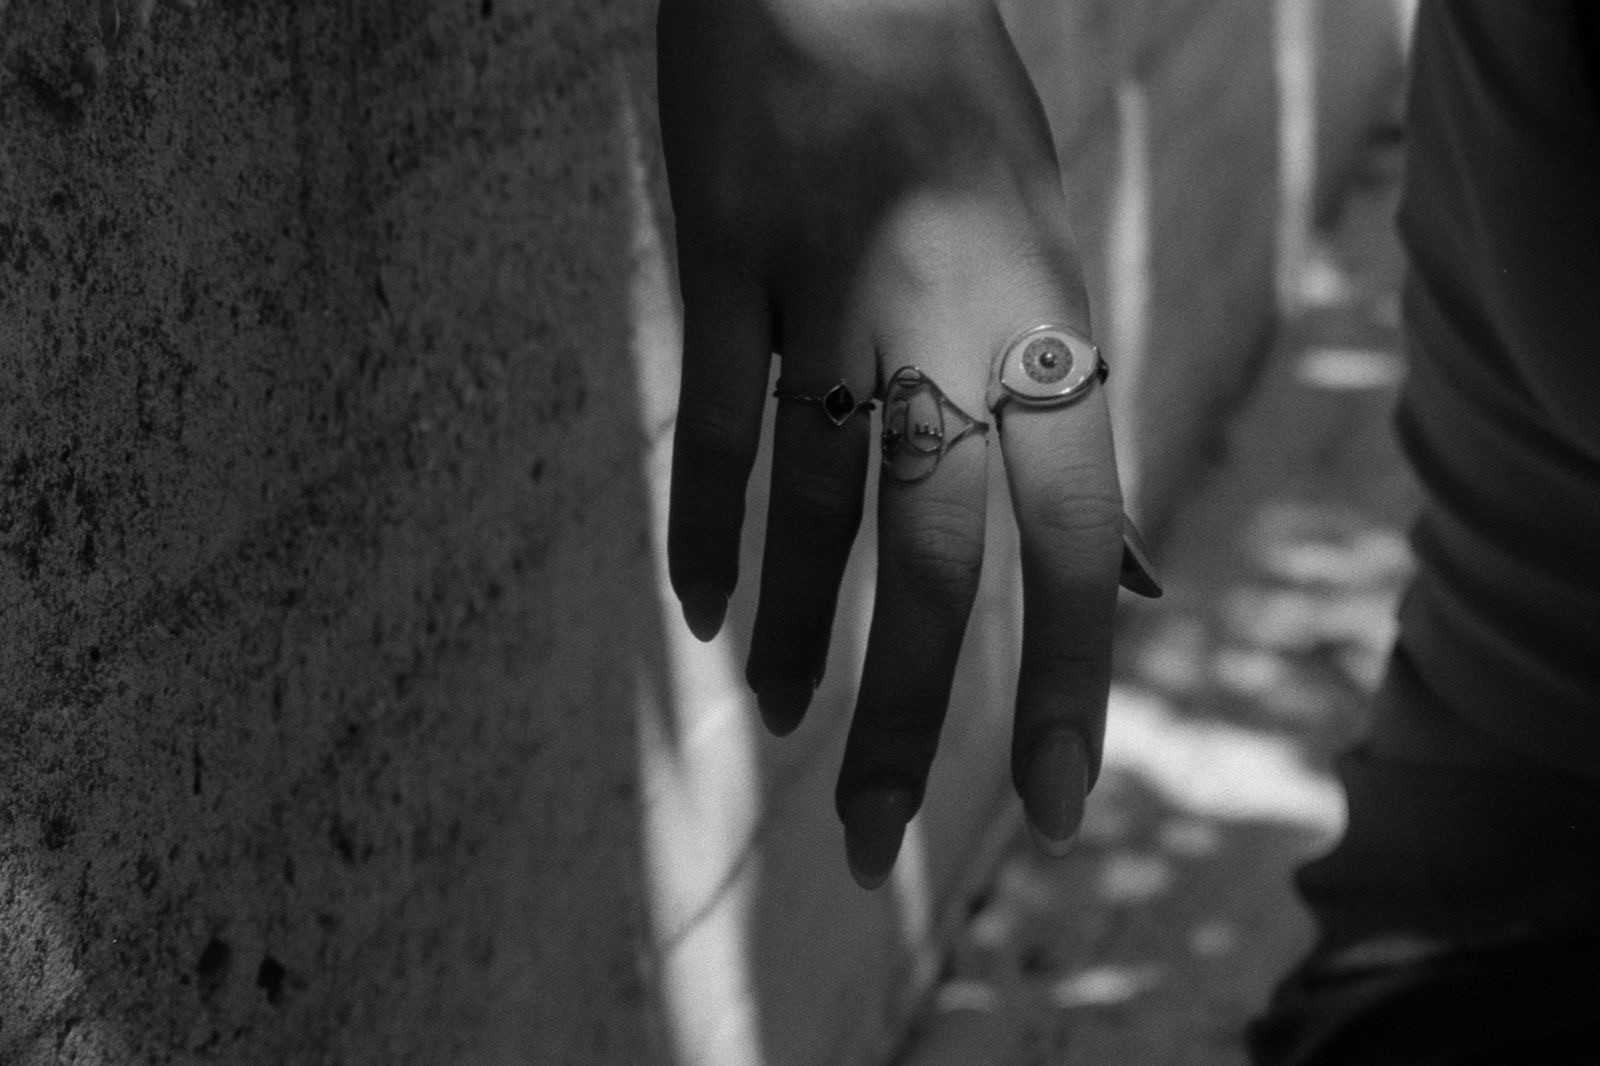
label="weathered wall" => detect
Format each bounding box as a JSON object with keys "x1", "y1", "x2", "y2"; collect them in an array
[{"x1": 2, "y1": 1, "x2": 660, "y2": 1062}]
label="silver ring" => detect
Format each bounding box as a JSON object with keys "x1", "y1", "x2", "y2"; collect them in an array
[
  {"x1": 985, "y1": 324, "x2": 1108, "y2": 419},
  {"x1": 881, "y1": 366, "x2": 990, "y2": 483},
  {"x1": 772, "y1": 379, "x2": 876, "y2": 427}
]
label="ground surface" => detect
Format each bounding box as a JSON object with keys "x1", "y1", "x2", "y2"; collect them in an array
[{"x1": 892, "y1": 143, "x2": 1419, "y2": 1066}]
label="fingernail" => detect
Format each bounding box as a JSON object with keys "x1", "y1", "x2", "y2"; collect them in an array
[
  {"x1": 1021, "y1": 728, "x2": 1089, "y2": 857},
  {"x1": 756, "y1": 676, "x2": 815, "y2": 736},
  {"x1": 1119, "y1": 514, "x2": 1163, "y2": 599},
  {"x1": 679, "y1": 584, "x2": 728, "y2": 642},
  {"x1": 841, "y1": 786, "x2": 917, "y2": 890}
]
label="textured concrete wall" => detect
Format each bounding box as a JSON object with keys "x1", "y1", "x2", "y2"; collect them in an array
[{"x1": 1, "y1": 1, "x2": 659, "y2": 1062}]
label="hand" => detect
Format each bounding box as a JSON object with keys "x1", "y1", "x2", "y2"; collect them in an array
[{"x1": 658, "y1": 0, "x2": 1151, "y2": 888}]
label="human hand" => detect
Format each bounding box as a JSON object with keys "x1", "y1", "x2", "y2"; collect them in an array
[{"x1": 658, "y1": 0, "x2": 1159, "y2": 888}]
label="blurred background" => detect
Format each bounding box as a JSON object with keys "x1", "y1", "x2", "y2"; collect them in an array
[{"x1": 1, "y1": 0, "x2": 1415, "y2": 1063}]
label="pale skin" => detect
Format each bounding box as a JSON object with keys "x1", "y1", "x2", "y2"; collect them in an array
[{"x1": 658, "y1": 0, "x2": 1127, "y2": 888}]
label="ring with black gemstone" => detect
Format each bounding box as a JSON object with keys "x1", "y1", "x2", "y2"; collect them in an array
[{"x1": 772, "y1": 378, "x2": 876, "y2": 427}]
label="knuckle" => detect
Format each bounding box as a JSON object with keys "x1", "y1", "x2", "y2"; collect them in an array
[{"x1": 1024, "y1": 487, "x2": 1123, "y2": 544}]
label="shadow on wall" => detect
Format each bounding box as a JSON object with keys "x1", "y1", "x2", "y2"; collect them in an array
[{"x1": 2, "y1": 1, "x2": 664, "y2": 1062}]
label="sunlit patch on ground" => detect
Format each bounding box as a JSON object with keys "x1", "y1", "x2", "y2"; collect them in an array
[
  {"x1": 1101, "y1": 688, "x2": 1345, "y2": 833},
  {"x1": 1296, "y1": 346, "x2": 1405, "y2": 390},
  {"x1": 1051, "y1": 964, "x2": 1166, "y2": 1009}
]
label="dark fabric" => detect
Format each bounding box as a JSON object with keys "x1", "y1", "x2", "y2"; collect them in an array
[
  {"x1": 1393, "y1": 0, "x2": 1600, "y2": 779},
  {"x1": 1302, "y1": 653, "x2": 1600, "y2": 958},
  {"x1": 1250, "y1": 659, "x2": 1600, "y2": 1066},
  {"x1": 1251, "y1": 3, "x2": 1600, "y2": 1060},
  {"x1": 1250, "y1": 935, "x2": 1600, "y2": 1066}
]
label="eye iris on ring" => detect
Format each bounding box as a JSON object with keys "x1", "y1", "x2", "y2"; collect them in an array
[{"x1": 1021, "y1": 337, "x2": 1072, "y2": 384}]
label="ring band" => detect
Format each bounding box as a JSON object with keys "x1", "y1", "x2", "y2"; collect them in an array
[
  {"x1": 985, "y1": 324, "x2": 1108, "y2": 419},
  {"x1": 881, "y1": 366, "x2": 990, "y2": 483},
  {"x1": 772, "y1": 379, "x2": 876, "y2": 427}
]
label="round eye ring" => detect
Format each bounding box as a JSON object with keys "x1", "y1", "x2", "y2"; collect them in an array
[{"x1": 989, "y1": 325, "x2": 1105, "y2": 413}]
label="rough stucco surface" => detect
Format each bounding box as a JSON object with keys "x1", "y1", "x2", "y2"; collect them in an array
[{"x1": 1, "y1": 2, "x2": 661, "y2": 1062}]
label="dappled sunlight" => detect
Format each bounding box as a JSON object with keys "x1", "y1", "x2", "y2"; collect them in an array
[
  {"x1": 1131, "y1": 614, "x2": 1210, "y2": 692},
  {"x1": 1155, "y1": 817, "x2": 1223, "y2": 859},
  {"x1": 1103, "y1": 685, "x2": 1345, "y2": 834},
  {"x1": 1188, "y1": 922, "x2": 1240, "y2": 960},
  {"x1": 1050, "y1": 964, "x2": 1165, "y2": 1009},
  {"x1": 1095, "y1": 851, "x2": 1175, "y2": 905},
  {"x1": 1294, "y1": 243, "x2": 1359, "y2": 309},
  {"x1": 1296, "y1": 345, "x2": 1405, "y2": 390},
  {"x1": 890, "y1": 819, "x2": 941, "y2": 995},
  {"x1": 934, "y1": 979, "x2": 1005, "y2": 1015},
  {"x1": 1122, "y1": 490, "x2": 1414, "y2": 742},
  {"x1": 1222, "y1": 586, "x2": 1397, "y2": 660},
  {"x1": 1210, "y1": 645, "x2": 1296, "y2": 696},
  {"x1": 1251, "y1": 510, "x2": 1411, "y2": 587}
]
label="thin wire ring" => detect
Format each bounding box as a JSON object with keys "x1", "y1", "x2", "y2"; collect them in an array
[{"x1": 880, "y1": 366, "x2": 990, "y2": 484}]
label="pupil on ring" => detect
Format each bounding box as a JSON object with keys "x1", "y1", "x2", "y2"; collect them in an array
[{"x1": 1039, "y1": 352, "x2": 1058, "y2": 368}]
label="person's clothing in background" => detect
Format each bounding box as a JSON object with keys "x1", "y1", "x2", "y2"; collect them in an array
[{"x1": 1252, "y1": 2, "x2": 1600, "y2": 1062}]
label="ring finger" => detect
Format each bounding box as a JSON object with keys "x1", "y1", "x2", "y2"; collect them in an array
[{"x1": 836, "y1": 320, "x2": 995, "y2": 888}]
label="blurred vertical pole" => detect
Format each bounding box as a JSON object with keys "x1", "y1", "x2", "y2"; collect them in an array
[
  {"x1": 1397, "y1": 0, "x2": 1419, "y2": 56},
  {"x1": 1274, "y1": 0, "x2": 1317, "y2": 316},
  {"x1": 1108, "y1": 78, "x2": 1151, "y2": 513}
]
